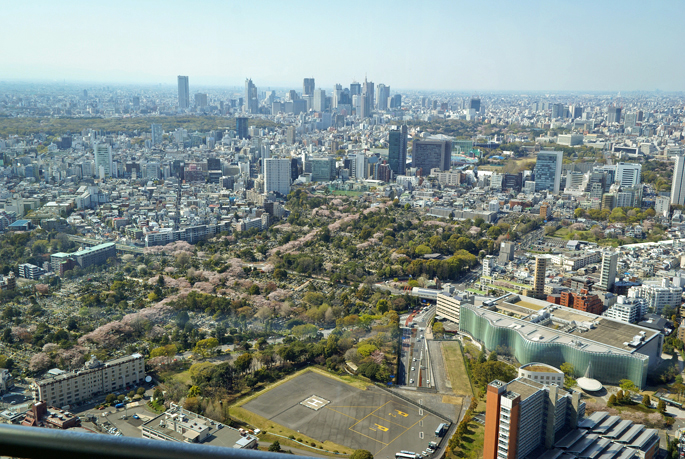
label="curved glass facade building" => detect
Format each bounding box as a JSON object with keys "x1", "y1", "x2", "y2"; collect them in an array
[{"x1": 459, "y1": 305, "x2": 653, "y2": 388}]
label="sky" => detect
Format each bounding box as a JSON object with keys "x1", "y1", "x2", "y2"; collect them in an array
[{"x1": 2, "y1": 0, "x2": 684, "y2": 92}]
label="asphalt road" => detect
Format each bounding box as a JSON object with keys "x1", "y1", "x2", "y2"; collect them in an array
[{"x1": 399, "y1": 306, "x2": 435, "y2": 389}]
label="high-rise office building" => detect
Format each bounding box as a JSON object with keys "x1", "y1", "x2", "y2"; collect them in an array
[
  {"x1": 389, "y1": 94, "x2": 402, "y2": 109},
  {"x1": 290, "y1": 157, "x2": 300, "y2": 181},
  {"x1": 313, "y1": 88, "x2": 326, "y2": 112},
  {"x1": 615, "y1": 162, "x2": 641, "y2": 187},
  {"x1": 309, "y1": 157, "x2": 336, "y2": 182},
  {"x1": 412, "y1": 139, "x2": 451, "y2": 173},
  {"x1": 362, "y1": 78, "x2": 374, "y2": 116},
  {"x1": 625, "y1": 112, "x2": 637, "y2": 128},
  {"x1": 498, "y1": 241, "x2": 515, "y2": 264},
  {"x1": 551, "y1": 103, "x2": 566, "y2": 118},
  {"x1": 607, "y1": 106, "x2": 622, "y2": 124},
  {"x1": 532, "y1": 256, "x2": 547, "y2": 299},
  {"x1": 376, "y1": 84, "x2": 390, "y2": 110},
  {"x1": 569, "y1": 105, "x2": 583, "y2": 119},
  {"x1": 194, "y1": 93, "x2": 208, "y2": 107},
  {"x1": 332, "y1": 84, "x2": 343, "y2": 108},
  {"x1": 533, "y1": 150, "x2": 563, "y2": 193},
  {"x1": 388, "y1": 125, "x2": 408, "y2": 175},
  {"x1": 177, "y1": 76, "x2": 190, "y2": 109},
  {"x1": 671, "y1": 155, "x2": 685, "y2": 206},
  {"x1": 483, "y1": 378, "x2": 583, "y2": 459},
  {"x1": 93, "y1": 143, "x2": 112, "y2": 177},
  {"x1": 349, "y1": 82, "x2": 361, "y2": 97},
  {"x1": 303, "y1": 78, "x2": 315, "y2": 96},
  {"x1": 286, "y1": 126, "x2": 296, "y2": 146},
  {"x1": 264, "y1": 158, "x2": 291, "y2": 196},
  {"x1": 245, "y1": 78, "x2": 258, "y2": 114},
  {"x1": 359, "y1": 96, "x2": 371, "y2": 118},
  {"x1": 285, "y1": 90, "x2": 298, "y2": 101},
  {"x1": 598, "y1": 252, "x2": 618, "y2": 292},
  {"x1": 469, "y1": 97, "x2": 481, "y2": 112},
  {"x1": 150, "y1": 124, "x2": 163, "y2": 146},
  {"x1": 235, "y1": 117, "x2": 248, "y2": 139},
  {"x1": 353, "y1": 154, "x2": 368, "y2": 180}
]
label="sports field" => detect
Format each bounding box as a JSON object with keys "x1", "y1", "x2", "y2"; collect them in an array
[{"x1": 243, "y1": 371, "x2": 449, "y2": 456}]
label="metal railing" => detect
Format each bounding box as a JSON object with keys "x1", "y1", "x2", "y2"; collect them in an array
[{"x1": 0, "y1": 423, "x2": 306, "y2": 459}]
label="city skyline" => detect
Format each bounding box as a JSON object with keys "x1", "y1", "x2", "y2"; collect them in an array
[{"x1": 2, "y1": 0, "x2": 684, "y2": 91}]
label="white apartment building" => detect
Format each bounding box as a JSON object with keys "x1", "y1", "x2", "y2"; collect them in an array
[
  {"x1": 549, "y1": 251, "x2": 601, "y2": 271},
  {"x1": 264, "y1": 158, "x2": 291, "y2": 196},
  {"x1": 483, "y1": 255, "x2": 495, "y2": 277},
  {"x1": 603, "y1": 295, "x2": 647, "y2": 323},
  {"x1": 629, "y1": 279, "x2": 683, "y2": 315},
  {"x1": 93, "y1": 143, "x2": 113, "y2": 177},
  {"x1": 655, "y1": 196, "x2": 671, "y2": 216},
  {"x1": 32, "y1": 354, "x2": 145, "y2": 408},
  {"x1": 431, "y1": 168, "x2": 461, "y2": 187}
]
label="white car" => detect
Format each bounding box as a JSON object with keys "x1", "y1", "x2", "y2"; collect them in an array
[
  {"x1": 409, "y1": 379, "x2": 414, "y2": 384},
  {"x1": 411, "y1": 367, "x2": 415, "y2": 371}
]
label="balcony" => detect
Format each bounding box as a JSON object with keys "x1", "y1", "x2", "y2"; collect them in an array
[{"x1": 0, "y1": 423, "x2": 295, "y2": 459}]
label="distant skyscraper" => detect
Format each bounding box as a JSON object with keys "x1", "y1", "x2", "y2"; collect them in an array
[
  {"x1": 194, "y1": 93, "x2": 208, "y2": 107},
  {"x1": 150, "y1": 124, "x2": 163, "y2": 146},
  {"x1": 236, "y1": 117, "x2": 248, "y2": 139},
  {"x1": 376, "y1": 84, "x2": 390, "y2": 110},
  {"x1": 598, "y1": 252, "x2": 618, "y2": 292},
  {"x1": 313, "y1": 88, "x2": 326, "y2": 112},
  {"x1": 350, "y1": 82, "x2": 361, "y2": 97},
  {"x1": 264, "y1": 158, "x2": 291, "y2": 196},
  {"x1": 354, "y1": 154, "x2": 368, "y2": 180},
  {"x1": 412, "y1": 139, "x2": 451, "y2": 173},
  {"x1": 359, "y1": 95, "x2": 371, "y2": 118},
  {"x1": 303, "y1": 78, "x2": 315, "y2": 96},
  {"x1": 569, "y1": 105, "x2": 583, "y2": 119},
  {"x1": 551, "y1": 103, "x2": 565, "y2": 119},
  {"x1": 389, "y1": 94, "x2": 402, "y2": 109},
  {"x1": 286, "y1": 90, "x2": 298, "y2": 101},
  {"x1": 388, "y1": 125, "x2": 407, "y2": 175},
  {"x1": 671, "y1": 156, "x2": 685, "y2": 206},
  {"x1": 93, "y1": 142, "x2": 112, "y2": 177},
  {"x1": 625, "y1": 112, "x2": 637, "y2": 128},
  {"x1": 607, "y1": 106, "x2": 622, "y2": 124},
  {"x1": 469, "y1": 97, "x2": 481, "y2": 112},
  {"x1": 177, "y1": 76, "x2": 189, "y2": 109},
  {"x1": 245, "y1": 78, "x2": 258, "y2": 114},
  {"x1": 533, "y1": 150, "x2": 563, "y2": 193},
  {"x1": 362, "y1": 78, "x2": 374, "y2": 116}
]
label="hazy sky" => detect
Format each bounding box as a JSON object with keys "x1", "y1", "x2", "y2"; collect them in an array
[{"x1": 2, "y1": 0, "x2": 683, "y2": 91}]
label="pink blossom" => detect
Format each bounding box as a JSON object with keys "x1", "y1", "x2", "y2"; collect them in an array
[
  {"x1": 267, "y1": 289, "x2": 290, "y2": 301},
  {"x1": 29, "y1": 353, "x2": 52, "y2": 373},
  {"x1": 423, "y1": 220, "x2": 448, "y2": 227}
]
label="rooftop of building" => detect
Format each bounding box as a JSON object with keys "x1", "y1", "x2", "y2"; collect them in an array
[
  {"x1": 34, "y1": 353, "x2": 142, "y2": 384},
  {"x1": 520, "y1": 363, "x2": 563, "y2": 374},
  {"x1": 74, "y1": 241, "x2": 116, "y2": 254},
  {"x1": 470, "y1": 297, "x2": 659, "y2": 356},
  {"x1": 504, "y1": 378, "x2": 570, "y2": 402},
  {"x1": 142, "y1": 406, "x2": 252, "y2": 448}
]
